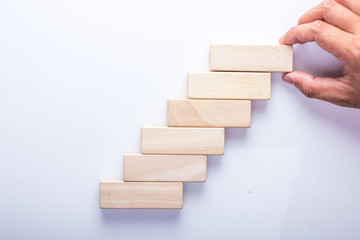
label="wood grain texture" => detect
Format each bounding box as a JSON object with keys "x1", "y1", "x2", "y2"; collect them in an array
[
  {"x1": 210, "y1": 44, "x2": 293, "y2": 72},
  {"x1": 123, "y1": 154, "x2": 207, "y2": 182},
  {"x1": 188, "y1": 72, "x2": 270, "y2": 100},
  {"x1": 100, "y1": 180, "x2": 183, "y2": 209},
  {"x1": 141, "y1": 127, "x2": 225, "y2": 155},
  {"x1": 168, "y1": 99, "x2": 251, "y2": 127}
]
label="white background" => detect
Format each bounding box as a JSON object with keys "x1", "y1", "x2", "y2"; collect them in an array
[{"x1": 1, "y1": 0, "x2": 360, "y2": 239}]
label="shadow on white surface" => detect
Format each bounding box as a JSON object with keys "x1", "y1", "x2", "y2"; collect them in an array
[
  {"x1": 99, "y1": 127, "x2": 251, "y2": 222},
  {"x1": 101, "y1": 208, "x2": 181, "y2": 223},
  {"x1": 294, "y1": 42, "x2": 344, "y2": 78},
  {"x1": 289, "y1": 43, "x2": 360, "y2": 136},
  {"x1": 277, "y1": 42, "x2": 360, "y2": 240}
]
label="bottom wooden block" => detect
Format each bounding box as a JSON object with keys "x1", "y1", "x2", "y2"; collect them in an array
[{"x1": 100, "y1": 180, "x2": 183, "y2": 209}]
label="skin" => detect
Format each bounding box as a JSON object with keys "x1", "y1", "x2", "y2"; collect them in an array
[{"x1": 279, "y1": 0, "x2": 360, "y2": 108}]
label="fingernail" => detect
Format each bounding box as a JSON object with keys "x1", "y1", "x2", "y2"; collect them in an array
[
  {"x1": 279, "y1": 36, "x2": 285, "y2": 44},
  {"x1": 283, "y1": 73, "x2": 293, "y2": 84}
]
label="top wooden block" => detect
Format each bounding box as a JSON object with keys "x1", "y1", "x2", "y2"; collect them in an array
[{"x1": 210, "y1": 44, "x2": 293, "y2": 72}]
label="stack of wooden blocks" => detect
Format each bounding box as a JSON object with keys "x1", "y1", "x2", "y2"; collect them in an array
[{"x1": 100, "y1": 44, "x2": 293, "y2": 209}]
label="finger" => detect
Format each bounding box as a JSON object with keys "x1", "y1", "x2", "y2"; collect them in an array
[
  {"x1": 336, "y1": 0, "x2": 360, "y2": 17},
  {"x1": 279, "y1": 21, "x2": 356, "y2": 66},
  {"x1": 283, "y1": 71, "x2": 356, "y2": 107},
  {"x1": 298, "y1": 0, "x2": 360, "y2": 34}
]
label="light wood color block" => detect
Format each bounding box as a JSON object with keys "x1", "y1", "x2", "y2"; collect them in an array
[
  {"x1": 168, "y1": 99, "x2": 251, "y2": 128},
  {"x1": 141, "y1": 127, "x2": 224, "y2": 155},
  {"x1": 210, "y1": 44, "x2": 293, "y2": 72},
  {"x1": 100, "y1": 180, "x2": 183, "y2": 209},
  {"x1": 124, "y1": 154, "x2": 207, "y2": 182},
  {"x1": 188, "y1": 72, "x2": 271, "y2": 100}
]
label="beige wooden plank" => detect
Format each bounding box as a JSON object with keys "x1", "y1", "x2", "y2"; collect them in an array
[
  {"x1": 210, "y1": 44, "x2": 293, "y2": 72},
  {"x1": 100, "y1": 180, "x2": 183, "y2": 209},
  {"x1": 168, "y1": 99, "x2": 251, "y2": 128},
  {"x1": 188, "y1": 72, "x2": 271, "y2": 100},
  {"x1": 124, "y1": 154, "x2": 207, "y2": 182},
  {"x1": 141, "y1": 127, "x2": 224, "y2": 155}
]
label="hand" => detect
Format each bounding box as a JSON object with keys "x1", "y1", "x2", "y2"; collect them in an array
[{"x1": 279, "y1": 0, "x2": 360, "y2": 109}]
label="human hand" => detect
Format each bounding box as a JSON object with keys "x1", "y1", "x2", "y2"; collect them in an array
[{"x1": 279, "y1": 0, "x2": 360, "y2": 109}]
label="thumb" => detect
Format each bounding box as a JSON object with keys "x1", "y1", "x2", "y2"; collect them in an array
[{"x1": 283, "y1": 71, "x2": 352, "y2": 106}]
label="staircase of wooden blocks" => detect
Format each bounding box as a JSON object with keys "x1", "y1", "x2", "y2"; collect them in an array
[{"x1": 100, "y1": 43, "x2": 293, "y2": 209}]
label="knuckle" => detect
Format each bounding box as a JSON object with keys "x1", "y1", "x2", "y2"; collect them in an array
[
  {"x1": 321, "y1": 0, "x2": 338, "y2": 10},
  {"x1": 350, "y1": 37, "x2": 360, "y2": 61},
  {"x1": 311, "y1": 20, "x2": 328, "y2": 34},
  {"x1": 339, "y1": 94, "x2": 358, "y2": 108},
  {"x1": 301, "y1": 84, "x2": 318, "y2": 98},
  {"x1": 342, "y1": 85, "x2": 360, "y2": 108}
]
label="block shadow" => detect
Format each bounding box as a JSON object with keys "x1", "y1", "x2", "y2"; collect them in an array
[
  {"x1": 101, "y1": 208, "x2": 181, "y2": 223},
  {"x1": 287, "y1": 43, "x2": 360, "y2": 137},
  {"x1": 101, "y1": 72, "x2": 273, "y2": 221}
]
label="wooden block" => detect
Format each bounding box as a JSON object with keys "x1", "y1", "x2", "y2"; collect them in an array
[
  {"x1": 168, "y1": 99, "x2": 251, "y2": 128},
  {"x1": 210, "y1": 44, "x2": 293, "y2": 72},
  {"x1": 188, "y1": 72, "x2": 270, "y2": 100},
  {"x1": 100, "y1": 180, "x2": 183, "y2": 209},
  {"x1": 124, "y1": 154, "x2": 207, "y2": 182},
  {"x1": 141, "y1": 127, "x2": 224, "y2": 155}
]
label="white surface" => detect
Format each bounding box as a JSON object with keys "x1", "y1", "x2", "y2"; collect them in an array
[{"x1": 1, "y1": 0, "x2": 360, "y2": 239}]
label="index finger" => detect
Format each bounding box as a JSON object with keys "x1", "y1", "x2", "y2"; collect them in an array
[{"x1": 279, "y1": 20, "x2": 356, "y2": 66}]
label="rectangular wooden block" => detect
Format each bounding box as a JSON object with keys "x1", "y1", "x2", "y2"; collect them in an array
[
  {"x1": 124, "y1": 154, "x2": 207, "y2": 182},
  {"x1": 168, "y1": 99, "x2": 251, "y2": 128},
  {"x1": 100, "y1": 180, "x2": 183, "y2": 209},
  {"x1": 188, "y1": 72, "x2": 270, "y2": 100},
  {"x1": 210, "y1": 44, "x2": 293, "y2": 72},
  {"x1": 142, "y1": 127, "x2": 224, "y2": 155}
]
